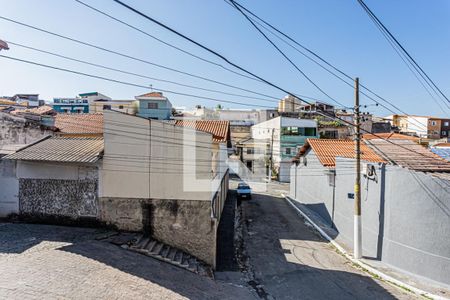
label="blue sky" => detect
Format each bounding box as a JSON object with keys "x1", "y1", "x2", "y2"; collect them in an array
[{"x1": 0, "y1": 0, "x2": 449, "y2": 117}]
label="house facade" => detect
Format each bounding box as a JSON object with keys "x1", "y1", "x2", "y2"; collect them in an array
[
  {"x1": 12, "y1": 94, "x2": 41, "y2": 107},
  {"x1": 428, "y1": 118, "x2": 450, "y2": 139},
  {"x1": 252, "y1": 116, "x2": 318, "y2": 163},
  {"x1": 135, "y1": 92, "x2": 172, "y2": 120},
  {"x1": 290, "y1": 138, "x2": 450, "y2": 286},
  {"x1": 89, "y1": 99, "x2": 136, "y2": 114},
  {"x1": 52, "y1": 97, "x2": 89, "y2": 113},
  {"x1": 4, "y1": 136, "x2": 103, "y2": 221},
  {"x1": 240, "y1": 116, "x2": 318, "y2": 182},
  {"x1": 386, "y1": 114, "x2": 449, "y2": 139}
]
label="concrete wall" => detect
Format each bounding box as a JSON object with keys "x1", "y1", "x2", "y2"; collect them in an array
[
  {"x1": 100, "y1": 110, "x2": 213, "y2": 201},
  {"x1": 16, "y1": 161, "x2": 98, "y2": 220},
  {"x1": 0, "y1": 159, "x2": 19, "y2": 217},
  {"x1": 100, "y1": 110, "x2": 229, "y2": 267},
  {"x1": 99, "y1": 197, "x2": 217, "y2": 266},
  {"x1": 290, "y1": 154, "x2": 450, "y2": 287},
  {"x1": 279, "y1": 161, "x2": 292, "y2": 182},
  {"x1": 0, "y1": 112, "x2": 51, "y2": 146}
]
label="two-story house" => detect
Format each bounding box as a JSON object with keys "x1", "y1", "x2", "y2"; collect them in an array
[
  {"x1": 135, "y1": 92, "x2": 172, "y2": 120},
  {"x1": 238, "y1": 116, "x2": 318, "y2": 182}
]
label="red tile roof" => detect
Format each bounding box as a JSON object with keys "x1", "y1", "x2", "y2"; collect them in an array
[
  {"x1": 434, "y1": 143, "x2": 450, "y2": 148},
  {"x1": 137, "y1": 92, "x2": 164, "y2": 98},
  {"x1": 362, "y1": 132, "x2": 419, "y2": 141},
  {"x1": 11, "y1": 105, "x2": 55, "y2": 116},
  {"x1": 173, "y1": 120, "x2": 230, "y2": 143},
  {"x1": 298, "y1": 138, "x2": 385, "y2": 167},
  {"x1": 54, "y1": 113, "x2": 103, "y2": 134}
]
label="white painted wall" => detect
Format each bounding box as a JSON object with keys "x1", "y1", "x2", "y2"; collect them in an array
[
  {"x1": 217, "y1": 109, "x2": 260, "y2": 124},
  {"x1": 279, "y1": 161, "x2": 292, "y2": 182},
  {"x1": 16, "y1": 161, "x2": 96, "y2": 180},
  {"x1": 407, "y1": 116, "x2": 428, "y2": 137},
  {"x1": 0, "y1": 160, "x2": 19, "y2": 217}
]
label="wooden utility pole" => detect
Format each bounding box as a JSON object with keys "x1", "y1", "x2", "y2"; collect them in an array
[{"x1": 354, "y1": 77, "x2": 362, "y2": 259}]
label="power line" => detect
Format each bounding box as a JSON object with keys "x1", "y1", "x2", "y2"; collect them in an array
[
  {"x1": 0, "y1": 15, "x2": 278, "y2": 101},
  {"x1": 2, "y1": 9, "x2": 442, "y2": 163},
  {"x1": 1, "y1": 49, "x2": 438, "y2": 163},
  {"x1": 0, "y1": 54, "x2": 274, "y2": 109},
  {"x1": 74, "y1": 0, "x2": 264, "y2": 84},
  {"x1": 106, "y1": 0, "x2": 450, "y2": 163},
  {"x1": 227, "y1": 0, "x2": 347, "y2": 109},
  {"x1": 224, "y1": 0, "x2": 432, "y2": 131},
  {"x1": 6, "y1": 40, "x2": 278, "y2": 103},
  {"x1": 7, "y1": 40, "x2": 332, "y2": 107},
  {"x1": 357, "y1": 0, "x2": 450, "y2": 112},
  {"x1": 359, "y1": 4, "x2": 449, "y2": 115}
]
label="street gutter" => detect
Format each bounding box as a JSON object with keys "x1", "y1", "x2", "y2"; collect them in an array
[{"x1": 282, "y1": 194, "x2": 448, "y2": 300}]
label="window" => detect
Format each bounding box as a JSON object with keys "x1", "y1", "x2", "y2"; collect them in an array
[
  {"x1": 431, "y1": 121, "x2": 436, "y2": 126},
  {"x1": 82, "y1": 99, "x2": 88, "y2": 103},
  {"x1": 445, "y1": 122, "x2": 449, "y2": 127},
  {"x1": 281, "y1": 127, "x2": 301, "y2": 136},
  {"x1": 285, "y1": 147, "x2": 291, "y2": 155},
  {"x1": 246, "y1": 148, "x2": 254, "y2": 154},
  {"x1": 119, "y1": 105, "x2": 124, "y2": 109},
  {"x1": 304, "y1": 128, "x2": 316, "y2": 136},
  {"x1": 103, "y1": 105, "x2": 111, "y2": 110},
  {"x1": 443, "y1": 131, "x2": 447, "y2": 136},
  {"x1": 148, "y1": 102, "x2": 158, "y2": 109}
]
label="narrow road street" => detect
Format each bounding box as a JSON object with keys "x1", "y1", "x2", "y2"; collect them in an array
[{"x1": 236, "y1": 180, "x2": 414, "y2": 299}]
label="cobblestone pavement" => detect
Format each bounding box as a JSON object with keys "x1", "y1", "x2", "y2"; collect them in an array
[{"x1": 0, "y1": 223, "x2": 255, "y2": 300}]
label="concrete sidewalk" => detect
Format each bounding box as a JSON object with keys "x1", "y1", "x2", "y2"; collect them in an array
[{"x1": 285, "y1": 197, "x2": 450, "y2": 300}]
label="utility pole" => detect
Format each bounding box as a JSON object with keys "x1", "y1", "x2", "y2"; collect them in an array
[
  {"x1": 269, "y1": 128, "x2": 274, "y2": 183},
  {"x1": 354, "y1": 77, "x2": 362, "y2": 259}
]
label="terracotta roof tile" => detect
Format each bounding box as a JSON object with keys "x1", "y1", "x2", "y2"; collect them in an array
[
  {"x1": 54, "y1": 113, "x2": 103, "y2": 134},
  {"x1": 137, "y1": 92, "x2": 164, "y2": 98},
  {"x1": 362, "y1": 132, "x2": 419, "y2": 141},
  {"x1": 298, "y1": 138, "x2": 385, "y2": 167},
  {"x1": 173, "y1": 120, "x2": 230, "y2": 143},
  {"x1": 12, "y1": 105, "x2": 55, "y2": 116},
  {"x1": 434, "y1": 143, "x2": 450, "y2": 148},
  {"x1": 0, "y1": 99, "x2": 16, "y2": 105}
]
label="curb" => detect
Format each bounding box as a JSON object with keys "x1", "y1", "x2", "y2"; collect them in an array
[{"x1": 282, "y1": 194, "x2": 447, "y2": 300}]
